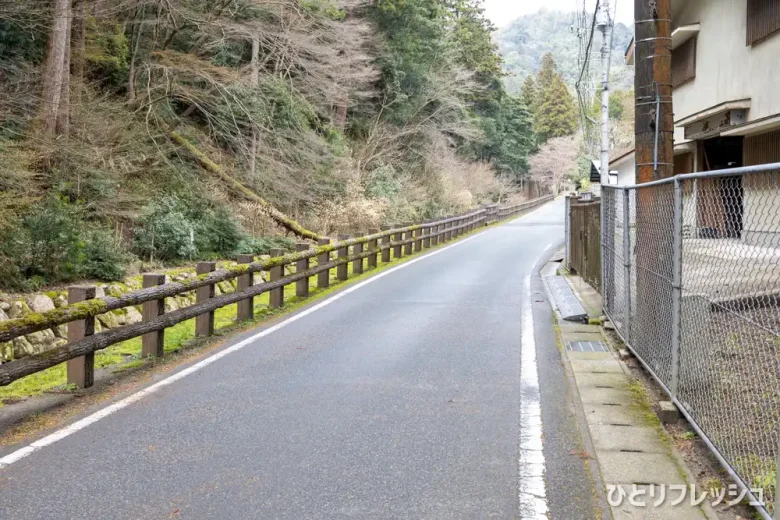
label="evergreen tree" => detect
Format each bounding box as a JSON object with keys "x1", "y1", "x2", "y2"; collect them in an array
[
  {"x1": 520, "y1": 75, "x2": 538, "y2": 115},
  {"x1": 535, "y1": 74, "x2": 577, "y2": 140},
  {"x1": 485, "y1": 95, "x2": 535, "y2": 175},
  {"x1": 536, "y1": 53, "x2": 558, "y2": 92},
  {"x1": 445, "y1": 0, "x2": 502, "y2": 77}
]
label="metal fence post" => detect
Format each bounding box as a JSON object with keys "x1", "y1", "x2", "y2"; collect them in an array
[
  {"x1": 67, "y1": 285, "x2": 96, "y2": 388},
  {"x1": 237, "y1": 255, "x2": 254, "y2": 322},
  {"x1": 622, "y1": 188, "x2": 632, "y2": 344},
  {"x1": 670, "y1": 178, "x2": 683, "y2": 398},
  {"x1": 564, "y1": 196, "x2": 570, "y2": 269},
  {"x1": 776, "y1": 445, "x2": 780, "y2": 520},
  {"x1": 600, "y1": 190, "x2": 607, "y2": 310},
  {"x1": 142, "y1": 274, "x2": 166, "y2": 357}
]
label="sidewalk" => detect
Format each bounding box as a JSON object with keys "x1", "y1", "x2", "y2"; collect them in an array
[{"x1": 544, "y1": 267, "x2": 714, "y2": 520}]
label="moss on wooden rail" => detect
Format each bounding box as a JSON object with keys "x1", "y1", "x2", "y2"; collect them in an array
[
  {"x1": 0, "y1": 195, "x2": 550, "y2": 380},
  {"x1": 0, "y1": 215, "x2": 481, "y2": 343},
  {"x1": 0, "y1": 221, "x2": 479, "y2": 386}
]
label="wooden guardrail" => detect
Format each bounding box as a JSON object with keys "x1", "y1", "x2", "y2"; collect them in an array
[
  {"x1": 0, "y1": 196, "x2": 552, "y2": 387},
  {"x1": 497, "y1": 195, "x2": 554, "y2": 219}
]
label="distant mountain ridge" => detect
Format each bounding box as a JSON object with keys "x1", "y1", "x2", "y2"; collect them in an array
[{"x1": 495, "y1": 9, "x2": 634, "y2": 95}]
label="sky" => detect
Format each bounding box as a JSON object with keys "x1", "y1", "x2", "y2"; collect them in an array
[{"x1": 483, "y1": 0, "x2": 635, "y2": 28}]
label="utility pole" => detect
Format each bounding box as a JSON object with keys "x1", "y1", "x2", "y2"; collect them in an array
[
  {"x1": 635, "y1": 0, "x2": 673, "y2": 182},
  {"x1": 597, "y1": 0, "x2": 613, "y2": 186}
]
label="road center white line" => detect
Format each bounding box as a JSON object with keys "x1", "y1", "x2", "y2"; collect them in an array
[
  {"x1": 0, "y1": 229, "x2": 489, "y2": 469},
  {"x1": 518, "y1": 273, "x2": 549, "y2": 519}
]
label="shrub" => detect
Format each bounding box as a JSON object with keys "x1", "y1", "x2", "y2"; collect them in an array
[
  {"x1": 195, "y1": 206, "x2": 245, "y2": 258},
  {"x1": 133, "y1": 197, "x2": 197, "y2": 262},
  {"x1": 78, "y1": 229, "x2": 132, "y2": 281},
  {"x1": 0, "y1": 196, "x2": 133, "y2": 290},
  {"x1": 15, "y1": 196, "x2": 83, "y2": 282},
  {"x1": 133, "y1": 195, "x2": 249, "y2": 261},
  {"x1": 236, "y1": 236, "x2": 296, "y2": 255}
]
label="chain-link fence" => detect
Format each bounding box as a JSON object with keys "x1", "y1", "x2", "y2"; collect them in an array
[{"x1": 601, "y1": 164, "x2": 780, "y2": 519}]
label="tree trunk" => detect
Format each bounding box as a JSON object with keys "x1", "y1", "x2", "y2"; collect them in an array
[
  {"x1": 249, "y1": 35, "x2": 260, "y2": 175},
  {"x1": 335, "y1": 100, "x2": 347, "y2": 129},
  {"x1": 128, "y1": 5, "x2": 145, "y2": 102},
  {"x1": 40, "y1": 0, "x2": 72, "y2": 136},
  {"x1": 71, "y1": 0, "x2": 86, "y2": 107},
  {"x1": 56, "y1": 16, "x2": 72, "y2": 136}
]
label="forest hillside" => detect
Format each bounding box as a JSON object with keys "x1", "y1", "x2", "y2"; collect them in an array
[
  {"x1": 0, "y1": 0, "x2": 540, "y2": 291},
  {"x1": 495, "y1": 9, "x2": 633, "y2": 94}
]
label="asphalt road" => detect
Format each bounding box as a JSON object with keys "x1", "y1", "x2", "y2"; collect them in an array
[{"x1": 0, "y1": 199, "x2": 601, "y2": 519}]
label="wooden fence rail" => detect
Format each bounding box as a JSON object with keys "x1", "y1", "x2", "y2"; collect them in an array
[{"x1": 0, "y1": 196, "x2": 552, "y2": 387}]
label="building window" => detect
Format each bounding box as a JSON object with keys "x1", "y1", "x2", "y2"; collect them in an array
[
  {"x1": 671, "y1": 37, "x2": 697, "y2": 88},
  {"x1": 747, "y1": 0, "x2": 780, "y2": 46}
]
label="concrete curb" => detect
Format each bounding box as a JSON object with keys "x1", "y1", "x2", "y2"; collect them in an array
[
  {"x1": 539, "y1": 262, "x2": 612, "y2": 520},
  {"x1": 601, "y1": 332, "x2": 721, "y2": 520},
  {"x1": 547, "y1": 267, "x2": 719, "y2": 520}
]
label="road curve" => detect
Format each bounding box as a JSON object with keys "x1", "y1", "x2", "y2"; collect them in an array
[{"x1": 0, "y1": 198, "x2": 600, "y2": 520}]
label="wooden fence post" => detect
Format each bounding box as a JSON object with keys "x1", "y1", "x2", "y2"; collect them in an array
[
  {"x1": 381, "y1": 225, "x2": 391, "y2": 263},
  {"x1": 195, "y1": 262, "x2": 216, "y2": 337},
  {"x1": 66, "y1": 285, "x2": 96, "y2": 389},
  {"x1": 443, "y1": 218, "x2": 451, "y2": 242},
  {"x1": 141, "y1": 274, "x2": 166, "y2": 357},
  {"x1": 403, "y1": 223, "x2": 413, "y2": 256},
  {"x1": 237, "y1": 255, "x2": 254, "y2": 322},
  {"x1": 367, "y1": 229, "x2": 379, "y2": 268},
  {"x1": 337, "y1": 235, "x2": 349, "y2": 281},
  {"x1": 269, "y1": 248, "x2": 285, "y2": 308},
  {"x1": 317, "y1": 238, "x2": 330, "y2": 289},
  {"x1": 423, "y1": 221, "x2": 431, "y2": 249},
  {"x1": 431, "y1": 221, "x2": 439, "y2": 246},
  {"x1": 414, "y1": 227, "x2": 422, "y2": 252},
  {"x1": 295, "y1": 243, "x2": 310, "y2": 298},
  {"x1": 353, "y1": 234, "x2": 364, "y2": 275},
  {"x1": 392, "y1": 227, "x2": 402, "y2": 259}
]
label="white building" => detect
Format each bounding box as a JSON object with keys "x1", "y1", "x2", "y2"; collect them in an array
[
  {"x1": 618, "y1": 0, "x2": 780, "y2": 183},
  {"x1": 617, "y1": 0, "x2": 780, "y2": 244}
]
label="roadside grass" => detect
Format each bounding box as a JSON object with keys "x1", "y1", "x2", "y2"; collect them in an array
[{"x1": 0, "y1": 227, "x2": 489, "y2": 404}]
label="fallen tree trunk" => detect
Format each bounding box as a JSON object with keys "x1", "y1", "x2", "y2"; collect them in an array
[{"x1": 168, "y1": 130, "x2": 323, "y2": 241}]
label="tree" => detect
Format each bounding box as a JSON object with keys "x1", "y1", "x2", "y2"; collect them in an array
[
  {"x1": 536, "y1": 53, "x2": 558, "y2": 92},
  {"x1": 39, "y1": 0, "x2": 72, "y2": 136},
  {"x1": 471, "y1": 94, "x2": 534, "y2": 177},
  {"x1": 529, "y1": 135, "x2": 581, "y2": 195},
  {"x1": 535, "y1": 74, "x2": 577, "y2": 140},
  {"x1": 445, "y1": 0, "x2": 502, "y2": 77},
  {"x1": 520, "y1": 75, "x2": 538, "y2": 115}
]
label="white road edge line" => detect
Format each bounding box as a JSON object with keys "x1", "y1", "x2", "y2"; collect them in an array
[
  {"x1": 0, "y1": 226, "x2": 496, "y2": 469},
  {"x1": 518, "y1": 260, "x2": 551, "y2": 518}
]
